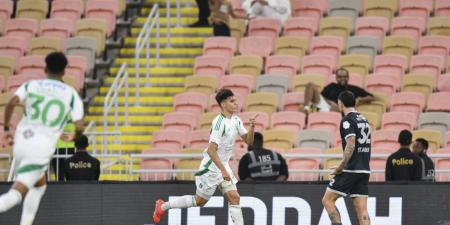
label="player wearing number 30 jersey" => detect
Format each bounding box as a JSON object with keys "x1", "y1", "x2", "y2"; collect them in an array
[{"x1": 0, "y1": 52, "x2": 84, "y2": 225}]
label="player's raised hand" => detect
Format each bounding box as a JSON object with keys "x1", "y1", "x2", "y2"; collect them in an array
[
  {"x1": 4, "y1": 132, "x2": 13, "y2": 146},
  {"x1": 249, "y1": 114, "x2": 259, "y2": 128}
]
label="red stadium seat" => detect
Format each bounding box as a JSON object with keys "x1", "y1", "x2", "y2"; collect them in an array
[
  {"x1": 310, "y1": 36, "x2": 344, "y2": 63},
  {"x1": 390, "y1": 92, "x2": 425, "y2": 117},
  {"x1": 219, "y1": 74, "x2": 254, "y2": 96},
  {"x1": 65, "y1": 55, "x2": 87, "y2": 90},
  {"x1": 307, "y1": 112, "x2": 341, "y2": 133},
  {"x1": 0, "y1": 0, "x2": 13, "y2": 21},
  {"x1": 399, "y1": 0, "x2": 432, "y2": 21},
  {"x1": 435, "y1": 148, "x2": 450, "y2": 181},
  {"x1": 7, "y1": 74, "x2": 44, "y2": 93},
  {"x1": 162, "y1": 112, "x2": 198, "y2": 132},
  {"x1": 355, "y1": 16, "x2": 389, "y2": 43},
  {"x1": 40, "y1": 18, "x2": 74, "y2": 41},
  {"x1": 427, "y1": 92, "x2": 450, "y2": 112},
  {"x1": 293, "y1": 0, "x2": 328, "y2": 20},
  {"x1": 301, "y1": 54, "x2": 335, "y2": 77},
  {"x1": 438, "y1": 75, "x2": 450, "y2": 92},
  {"x1": 0, "y1": 36, "x2": 29, "y2": 58},
  {"x1": 298, "y1": 129, "x2": 334, "y2": 149},
  {"x1": 248, "y1": 18, "x2": 282, "y2": 43},
  {"x1": 372, "y1": 129, "x2": 401, "y2": 149},
  {"x1": 266, "y1": 55, "x2": 300, "y2": 78},
  {"x1": 209, "y1": 93, "x2": 245, "y2": 113},
  {"x1": 5, "y1": 18, "x2": 39, "y2": 43},
  {"x1": 194, "y1": 55, "x2": 229, "y2": 77},
  {"x1": 152, "y1": 129, "x2": 186, "y2": 150},
  {"x1": 203, "y1": 37, "x2": 237, "y2": 59},
  {"x1": 17, "y1": 55, "x2": 46, "y2": 77},
  {"x1": 391, "y1": 16, "x2": 426, "y2": 42},
  {"x1": 173, "y1": 92, "x2": 208, "y2": 114},
  {"x1": 140, "y1": 148, "x2": 177, "y2": 181},
  {"x1": 435, "y1": 0, "x2": 450, "y2": 17},
  {"x1": 188, "y1": 129, "x2": 210, "y2": 149},
  {"x1": 283, "y1": 17, "x2": 319, "y2": 40},
  {"x1": 288, "y1": 154, "x2": 321, "y2": 181},
  {"x1": 410, "y1": 54, "x2": 444, "y2": 81},
  {"x1": 365, "y1": 73, "x2": 400, "y2": 95},
  {"x1": 419, "y1": 36, "x2": 450, "y2": 69},
  {"x1": 373, "y1": 54, "x2": 408, "y2": 77},
  {"x1": 86, "y1": 0, "x2": 119, "y2": 36},
  {"x1": 271, "y1": 111, "x2": 306, "y2": 133},
  {"x1": 381, "y1": 111, "x2": 417, "y2": 131},
  {"x1": 239, "y1": 36, "x2": 273, "y2": 58},
  {"x1": 282, "y1": 92, "x2": 304, "y2": 111},
  {"x1": 238, "y1": 111, "x2": 269, "y2": 133},
  {"x1": 51, "y1": 0, "x2": 84, "y2": 21},
  {"x1": 369, "y1": 159, "x2": 386, "y2": 182}
]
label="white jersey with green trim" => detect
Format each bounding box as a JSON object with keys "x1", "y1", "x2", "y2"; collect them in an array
[
  {"x1": 199, "y1": 113, "x2": 248, "y2": 173},
  {"x1": 14, "y1": 79, "x2": 84, "y2": 149}
]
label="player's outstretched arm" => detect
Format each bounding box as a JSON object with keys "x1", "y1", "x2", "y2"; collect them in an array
[
  {"x1": 331, "y1": 136, "x2": 356, "y2": 175},
  {"x1": 206, "y1": 142, "x2": 230, "y2": 181}
]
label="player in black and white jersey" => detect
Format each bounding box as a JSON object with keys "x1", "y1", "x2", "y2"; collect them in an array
[{"x1": 322, "y1": 90, "x2": 371, "y2": 225}]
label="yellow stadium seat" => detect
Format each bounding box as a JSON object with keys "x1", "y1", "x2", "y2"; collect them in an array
[
  {"x1": 428, "y1": 17, "x2": 450, "y2": 36},
  {"x1": 292, "y1": 73, "x2": 327, "y2": 92},
  {"x1": 275, "y1": 36, "x2": 309, "y2": 58},
  {"x1": 412, "y1": 129, "x2": 442, "y2": 152},
  {"x1": 382, "y1": 36, "x2": 416, "y2": 59},
  {"x1": 357, "y1": 92, "x2": 387, "y2": 119},
  {"x1": 245, "y1": 92, "x2": 279, "y2": 116},
  {"x1": 76, "y1": 18, "x2": 107, "y2": 56},
  {"x1": 263, "y1": 129, "x2": 295, "y2": 152},
  {"x1": 364, "y1": 0, "x2": 398, "y2": 20},
  {"x1": 360, "y1": 111, "x2": 380, "y2": 131},
  {"x1": 230, "y1": 55, "x2": 263, "y2": 77},
  {"x1": 198, "y1": 112, "x2": 218, "y2": 129},
  {"x1": 338, "y1": 54, "x2": 372, "y2": 76},
  {"x1": 29, "y1": 37, "x2": 63, "y2": 56},
  {"x1": 401, "y1": 74, "x2": 436, "y2": 97},
  {"x1": 0, "y1": 56, "x2": 16, "y2": 76},
  {"x1": 229, "y1": 18, "x2": 247, "y2": 42},
  {"x1": 16, "y1": 0, "x2": 48, "y2": 21},
  {"x1": 322, "y1": 158, "x2": 342, "y2": 181},
  {"x1": 319, "y1": 16, "x2": 353, "y2": 40},
  {"x1": 184, "y1": 75, "x2": 219, "y2": 96}
]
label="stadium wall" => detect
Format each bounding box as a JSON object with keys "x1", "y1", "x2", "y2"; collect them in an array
[{"x1": 0, "y1": 182, "x2": 449, "y2": 225}]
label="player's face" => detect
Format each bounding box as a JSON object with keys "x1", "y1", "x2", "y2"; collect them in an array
[
  {"x1": 411, "y1": 141, "x2": 423, "y2": 155},
  {"x1": 222, "y1": 96, "x2": 238, "y2": 113},
  {"x1": 336, "y1": 72, "x2": 349, "y2": 86}
]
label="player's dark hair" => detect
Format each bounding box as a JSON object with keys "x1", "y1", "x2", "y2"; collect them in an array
[
  {"x1": 338, "y1": 90, "x2": 356, "y2": 107},
  {"x1": 75, "y1": 134, "x2": 89, "y2": 149},
  {"x1": 415, "y1": 138, "x2": 429, "y2": 150},
  {"x1": 215, "y1": 89, "x2": 234, "y2": 105},
  {"x1": 335, "y1": 68, "x2": 349, "y2": 76},
  {"x1": 398, "y1": 130, "x2": 412, "y2": 146},
  {"x1": 45, "y1": 52, "x2": 68, "y2": 75}
]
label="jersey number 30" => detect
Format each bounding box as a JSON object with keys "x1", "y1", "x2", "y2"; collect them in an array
[
  {"x1": 29, "y1": 93, "x2": 66, "y2": 128},
  {"x1": 357, "y1": 123, "x2": 371, "y2": 144}
]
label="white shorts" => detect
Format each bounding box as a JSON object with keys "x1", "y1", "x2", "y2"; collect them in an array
[
  {"x1": 316, "y1": 95, "x2": 331, "y2": 112},
  {"x1": 195, "y1": 170, "x2": 238, "y2": 200}
]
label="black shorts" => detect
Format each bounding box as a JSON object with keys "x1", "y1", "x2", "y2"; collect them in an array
[{"x1": 327, "y1": 172, "x2": 369, "y2": 197}]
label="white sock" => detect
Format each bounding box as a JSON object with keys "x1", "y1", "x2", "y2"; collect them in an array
[
  {"x1": 162, "y1": 195, "x2": 197, "y2": 211},
  {"x1": 0, "y1": 189, "x2": 23, "y2": 213},
  {"x1": 229, "y1": 204, "x2": 244, "y2": 225},
  {"x1": 20, "y1": 185, "x2": 47, "y2": 225}
]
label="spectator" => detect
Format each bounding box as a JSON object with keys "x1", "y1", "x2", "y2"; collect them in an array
[
  {"x1": 385, "y1": 130, "x2": 422, "y2": 181},
  {"x1": 303, "y1": 68, "x2": 375, "y2": 113},
  {"x1": 238, "y1": 132, "x2": 289, "y2": 181},
  {"x1": 242, "y1": 0, "x2": 291, "y2": 22},
  {"x1": 64, "y1": 135, "x2": 100, "y2": 181},
  {"x1": 190, "y1": 0, "x2": 211, "y2": 27},
  {"x1": 209, "y1": 0, "x2": 246, "y2": 36},
  {"x1": 412, "y1": 138, "x2": 435, "y2": 181}
]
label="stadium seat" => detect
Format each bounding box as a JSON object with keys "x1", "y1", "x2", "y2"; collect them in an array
[
  {"x1": 308, "y1": 112, "x2": 341, "y2": 135},
  {"x1": 239, "y1": 111, "x2": 270, "y2": 132},
  {"x1": 75, "y1": 19, "x2": 107, "y2": 56},
  {"x1": 16, "y1": 0, "x2": 48, "y2": 21},
  {"x1": 175, "y1": 149, "x2": 203, "y2": 180},
  {"x1": 435, "y1": 0, "x2": 450, "y2": 16},
  {"x1": 282, "y1": 92, "x2": 304, "y2": 111},
  {"x1": 410, "y1": 55, "x2": 444, "y2": 81},
  {"x1": 65, "y1": 55, "x2": 87, "y2": 90},
  {"x1": 193, "y1": 55, "x2": 229, "y2": 77},
  {"x1": 373, "y1": 54, "x2": 408, "y2": 77},
  {"x1": 239, "y1": 36, "x2": 273, "y2": 58},
  {"x1": 287, "y1": 148, "x2": 321, "y2": 181},
  {"x1": 310, "y1": 36, "x2": 344, "y2": 63},
  {"x1": 29, "y1": 37, "x2": 63, "y2": 56},
  {"x1": 446, "y1": 131, "x2": 450, "y2": 147},
  {"x1": 248, "y1": 18, "x2": 282, "y2": 43},
  {"x1": 209, "y1": 93, "x2": 245, "y2": 113},
  {"x1": 17, "y1": 55, "x2": 46, "y2": 77},
  {"x1": 292, "y1": 0, "x2": 327, "y2": 20},
  {"x1": 357, "y1": 92, "x2": 388, "y2": 118},
  {"x1": 162, "y1": 112, "x2": 197, "y2": 132},
  {"x1": 152, "y1": 130, "x2": 186, "y2": 150},
  {"x1": 364, "y1": 0, "x2": 398, "y2": 19},
  {"x1": 427, "y1": 92, "x2": 450, "y2": 112},
  {"x1": 245, "y1": 92, "x2": 279, "y2": 116},
  {"x1": 256, "y1": 75, "x2": 290, "y2": 100},
  {"x1": 140, "y1": 148, "x2": 176, "y2": 181},
  {"x1": 283, "y1": 17, "x2": 318, "y2": 40},
  {"x1": 5, "y1": 18, "x2": 39, "y2": 43},
  {"x1": 399, "y1": 0, "x2": 431, "y2": 19},
  {"x1": 173, "y1": 92, "x2": 208, "y2": 114},
  {"x1": 0, "y1": 76, "x2": 6, "y2": 93},
  {"x1": 292, "y1": 73, "x2": 328, "y2": 92},
  {"x1": 360, "y1": 110, "x2": 380, "y2": 130},
  {"x1": 0, "y1": 0, "x2": 13, "y2": 21},
  {"x1": 438, "y1": 75, "x2": 450, "y2": 92},
  {"x1": 328, "y1": 0, "x2": 360, "y2": 20},
  {"x1": 372, "y1": 129, "x2": 401, "y2": 149},
  {"x1": 381, "y1": 111, "x2": 417, "y2": 131},
  {"x1": 51, "y1": 0, "x2": 84, "y2": 21},
  {"x1": 40, "y1": 18, "x2": 74, "y2": 41},
  {"x1": 298, "y1": 129, "x2": 333, "y2": 150},
  {"x1": 390, "y1": 92, "x2": 425, "y2": 117},
  {"x1": 0, "y1": 36, "x2": 28, "y2": 58},
  {"x1": 391, "y1": 16, "x2": 426, "y2": 42},
  {"x1": 188, "y1": 129, "x2": 210, "y2": 149},
  {"x1": 419, "y1": 36, "x2": 450, "y2": 65},
  {"x1": 419, "y1": 112, "x2": 450, "y2": 140},
  {"x1": 346, "y1": 36, "x2": 380, "y2": 60},
  {"x1": 0, "y1": 56, "x2": 16, "y2": 76},
  {"x1": 198, "y1": 112, "x2": 218, "y2": 129},
  {"x1": 219, "y1": 74, "x2": 254, "y2": 96},
  {"x1": 275, "y1": 37, "x2": 309, "y2": 60},
  {"x1": 413, "y1": 129, "x2": 442, "y2": 151},
  {"x1": 86, "y1": 0, "x2": 119, "y2": 36},
  {"x1": 382, "y1": 36, "x2": 416, "y2": 59},
  {"x1": 65, "y1": 37, "x2": 97, "y2": 73},
  {"x1": 365, "y1": 73, "x2": 400, "y2": 95},
  {"x1": 184, "y1": 75, "x2": 218, "y2": 96},
  {"x1": 265, "y1": 55, "x2": 300, "y2": 78},
  {"x1": 7, "y1": 74, "x2": 43, "y2": 93},
  {"x1": 203, "y1": 37, "x2": 237, "y2": 59},
  {"x1": 355, "y1": 16, "x2": 389, "y2": 43},
  {"x1": 322, "y1": 158, "x2": 342, "y2": 181},
  {"x1": 401, "y1": 74, "x2": 436, "y2": 97},
  {"x1": 229, "y1": 55, "x2": 263, "y2": 78},
  {"x1": 262, "y1": 129, "x2": 296, "y2": 152},
  {"x1": 369, "y1": 159, "x2": 386, "y2": 182},
  {"x1": 301, "y1": 55, "x2": 335, "y2": 77},
  {"x1": 428, "y1": 17, "x2": 450, "y2": 36},
  {"x1": 229, "y1": 18, "x2": 247, "y2": 41},
  {"x1": 436, "y1": 152, "x2": 450, "y2": 181},
  {"x1": 62, "y1": 75, "x2": 78, "y2": 91},
  {"x1": 271, "y1": 111, "x2": 306, "y2": 133},
  {"x1": 338, "y1": 54, "x2": 372, "y2": 76},
  {"x1": 319, "y1": 16, "x2": 353, "y2": 40}
]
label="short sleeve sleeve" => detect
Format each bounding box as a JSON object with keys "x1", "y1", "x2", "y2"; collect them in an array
[
  {"x1": 237, "y1": 117, "x2": 248, "y2": 136},
  {"x1": 341, "y1": 119, "x2": 356, "y2": 140},
  {"x1": 209, "y1": 116, "x2": 225, "y2": 145},
  {"x1": 70, "y1": 91, "x2": 84, "y2": 121},
  {"x1": 14, "y1": 82, "x2": 28, "y2": 102}
]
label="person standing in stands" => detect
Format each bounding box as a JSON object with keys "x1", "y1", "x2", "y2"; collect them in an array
[
  {"x1": 209, "y1": 0, "x2": 247, "y2": 36},
  {"x1": 238, "y1": 132, "x2": 288, "y2": 181},
  {"x1": 190, "y1": 0, "x2": 211, "y2": 27},
  {"x1": 64, "y1": 134, "x2": 100, "y2": 181},
  {"x1": 385, "y1": 130, "x2": 422, "y2": 181},
  {"x1": 242, "y1": 0, "x2": 291, "y2": 22},
  {"x1": 412, "y1": 138, "x2": 435, "y2": 181}
]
